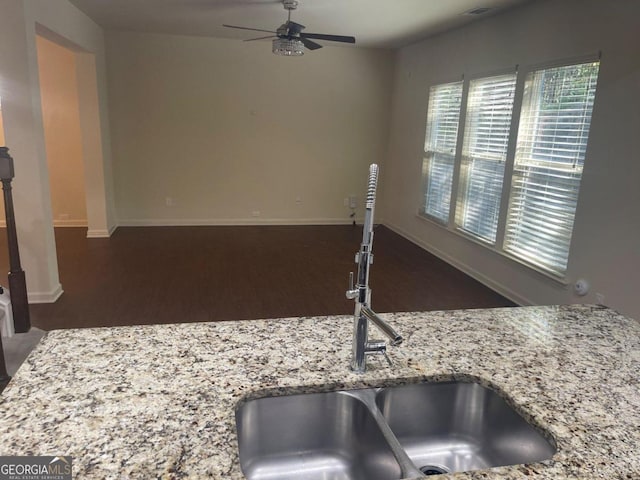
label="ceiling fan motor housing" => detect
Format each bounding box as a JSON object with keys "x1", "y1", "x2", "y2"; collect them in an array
[{"x1": 222, "y1": 0, "x2": 355, "y2": 56}]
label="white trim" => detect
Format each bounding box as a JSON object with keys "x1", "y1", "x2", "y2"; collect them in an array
[
  {"x1": 117, "y1": 217, "x2": 363, "y2": 227},
  {"x1": 86, "y1": 229, "x2": 110, "y2": 238},
  {"x1": 0, "y1": 289, "x2": 15, "y2": 338},
  {"x1": 53, "y1": 219, "x2": 88, "y2": 227},
  {"x1": 383, "y1": 221, "x2": 533, "y2": 307},
  {"x1": 28, "y1": 283, "x2": 63, "y2": 304},
  {"x1": 520, "y1": 52, "x2": 601, "y2": 76},
  {"x1": 86, "y1": 230, "x2": 109, "y2": 238},
  {"x1": 87, "y1": 224, "x2": 117, "y2": 238},
  {"x1": 0, "y1": 220, "x2": 88, "y2": 227},
  {"x1": 416, "y1": 212, "x2": 570, "y2": 287}
]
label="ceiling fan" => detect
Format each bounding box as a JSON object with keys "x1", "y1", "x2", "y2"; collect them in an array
[{"x1": 223, "y1": 0, "x2": 356, "y2": 56}]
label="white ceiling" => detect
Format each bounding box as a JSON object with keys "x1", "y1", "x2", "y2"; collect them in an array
[{"x1": 68, "y1": 0, "x2": 533, "y2": 49}]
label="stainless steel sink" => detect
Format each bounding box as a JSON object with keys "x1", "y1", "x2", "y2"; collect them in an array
[
  {"x1": 376, "y1": 382, "x2": 556, "y2": 475},
  {"x1": 236, "y1": 391, "x2": 403, "y2": 480},
  {"x1": 236, "y1": 382, "x2": 556, "y2": 479}
]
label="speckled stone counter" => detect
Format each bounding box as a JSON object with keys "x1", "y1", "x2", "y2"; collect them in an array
[{"x1": 0, "y1": 305, "x2": 639, "y2": 479}]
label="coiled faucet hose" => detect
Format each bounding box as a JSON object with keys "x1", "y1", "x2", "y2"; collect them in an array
[{"x1": 366, "y1": 164, "x2": 378, "y2": 209}]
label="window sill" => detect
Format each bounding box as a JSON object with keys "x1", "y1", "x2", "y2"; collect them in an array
[{"x1": 415, "y1": 212, "x2": 570, "y2": 288}]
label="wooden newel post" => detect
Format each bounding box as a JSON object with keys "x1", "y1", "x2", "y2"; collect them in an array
[{"x1": 0, "y1": 147, "x2": 30, "y2": 333}]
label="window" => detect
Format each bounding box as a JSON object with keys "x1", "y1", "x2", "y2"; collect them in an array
[
  {"x1": 455, "y1": 74, "x2": 517, "y2": 243},
  {"x1": 422, "y1": 81, "x2": 463, "y2": 223},
  {"x1": 420, "y1": 60, "x2": 599, "y2": 277},
  {"x1": 504, "y1": 62, "x2": 600, "y2": 275}
]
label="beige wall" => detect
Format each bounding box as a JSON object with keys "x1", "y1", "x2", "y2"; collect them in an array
[
  {"x1": 0, "y1": 0, "x2": 61, "y2": 302},
  {"x1": 0, "y1": 0, "x2": 115, "y2": 302},
  {"x1": 106, "y1": 31, "x2": 394, "y2": 225},
  {"x1": 382, "y1": 0, "x2": 640, "y2": 319},
  {"x1": 0, "y1": 101, "x2": 5, "y2": 225},
  {"x1": 36, "y1": 35, "x2": 87, "y2": 227},
  {"x1": 25, "y1": 1, "x2": 117, "y2": 238},
  {"x1": 0, "y1": 105, "x2": 5, "y2": 145}
]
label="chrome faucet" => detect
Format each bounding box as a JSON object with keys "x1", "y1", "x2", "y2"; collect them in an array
[{"x1": 346, "y1": 164, "x2": 403, "y2": 373}]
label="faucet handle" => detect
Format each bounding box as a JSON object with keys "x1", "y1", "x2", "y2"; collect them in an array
[
  {"x1": 365, "y1": 340, "x2": 393, "y2": 368},
  {"x1": 382, "y1": 350, "x2": 393, "y2": 367},
  {"x1": 346, "y1": 272, "x2": 358, "y2": 299}
]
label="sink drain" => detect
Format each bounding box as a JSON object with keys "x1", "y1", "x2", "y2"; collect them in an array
[{"x1": 419, "y1": 465, "x2": 449, "y2": 475}]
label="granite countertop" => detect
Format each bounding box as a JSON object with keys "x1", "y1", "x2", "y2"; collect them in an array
[{"x1": 0, "y1": 304, "x2": 639, "y2": 479}]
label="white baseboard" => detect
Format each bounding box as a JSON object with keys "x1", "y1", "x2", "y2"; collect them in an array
[
  {"x1": 86, "y1": 229, "x2": 110, "y2": 238},
  {"x1": 117, "y1": 217, "x2": 363, "y2": 227},
  {"x1": 28, "y1": 282, "x2": 64, "y2": 304},
  {"x1": 87, "y1": 223, "x2": 117, "y2": 238},
  {"x1": 0, "y1": 220, "x2": 88, "y2": 227},
  {"x1": 383, "y1": 221, "x2": 531, "y2": 307},
  {"x1": 53, "y1": 219, "x2": 88, "y2": 227}
]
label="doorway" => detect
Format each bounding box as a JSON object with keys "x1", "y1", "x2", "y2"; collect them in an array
[{"x1": 35, "y1": 35, "x2": 88, "y2": 229}]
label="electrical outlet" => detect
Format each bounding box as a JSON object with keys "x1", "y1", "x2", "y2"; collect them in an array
[
  {"x1": 251, "y1": 211, "x2": 261, "y2": 217},
  {"x1": 574, "y1": 279, "x2": 590, "y2": 296},
  {"x1": 348, "y1": 195, "x2": 357, "y2": 209},
  {"x1": 595, "y1": 293, "x2": 605, "y2": 305},
  {"x1": 165, "y1": 197, "x2": 174, "y2": 207},
  {"x1": 343, "y1": 197, "x2": 349, "y2": 207}
]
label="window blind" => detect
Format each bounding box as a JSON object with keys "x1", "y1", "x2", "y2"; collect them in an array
[
  {"x1": 422, "y1": 81, "x2": 463, "y2": 222},
  {"x1": 455, "y1": 74, "x2": 517, "y2": 243},
  {"x1": 504, "y1": 61, "x2": 599, "y2": 275}
]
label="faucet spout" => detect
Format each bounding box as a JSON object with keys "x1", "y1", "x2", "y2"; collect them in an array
[{"x1": 360, "y1": 306, "x2": 403, "y2": 346}]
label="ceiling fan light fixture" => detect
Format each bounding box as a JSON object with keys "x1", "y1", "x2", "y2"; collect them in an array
[{"x1": 272, "y1": 37, "x2": 304, "y2": 56}]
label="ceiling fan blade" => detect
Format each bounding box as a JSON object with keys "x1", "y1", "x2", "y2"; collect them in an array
[
  {"x1": 300, "y1": 38, "x2": 323, "y2": 51},
  {"x1": 300, "y1": 33, "x2": 356, "y2": 44},
  {"x1": 223, "y1": 24, "x2": 277, "y2": 34},
  {"x1": 244, "y1": 35, "x2": 277, "y2": 42},
  {"x1": 173, "y1": 0, "x2": 280, "y2": 5}
]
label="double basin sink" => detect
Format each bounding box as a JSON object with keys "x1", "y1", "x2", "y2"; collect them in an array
[{"x1": 236, "y1": 381, "x2": 556, "y2": 479}]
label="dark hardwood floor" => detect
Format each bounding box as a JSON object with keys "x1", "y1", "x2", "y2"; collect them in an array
[{"x1": 0, "y1": 225, "x2": 514, "y2": 330}]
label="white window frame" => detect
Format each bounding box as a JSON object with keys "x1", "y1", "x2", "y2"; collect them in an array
[
  {"x1": 454, "y1": 70, "x2": 519, "y2": 245},
  {"x1": 420, "y1": 79, "x2": 464, "y2": 225},
  {"x1": 417, "y1": 55, "x2": 600, "y2": 282}
]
